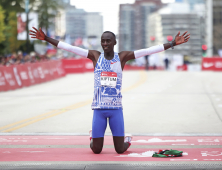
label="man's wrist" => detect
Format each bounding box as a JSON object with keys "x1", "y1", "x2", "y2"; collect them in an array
[
  {"x1": 172, "y1": 40, "x2": 176, "y2": 46},
  {"x1": 44, "y1": 36, "x2": 48, "y2": 41}
]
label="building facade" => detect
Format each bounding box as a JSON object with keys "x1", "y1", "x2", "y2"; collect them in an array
[
  {"x1": 213, "y1": 0, "x2": 222, "y2": 56},
  {"x1": 65, "y1": 6, "x2": 86, "y2": 43},
  {"x1": 118, "y1": 0, "x2": 163, "y2": 52},
  {"x1": 55, "y1": 4, "x2": 103, "y2": 56},
  {"x1": 86, "y1": 12, "x2": 103, "y2": 39},
  {"x1": 55, "y1": 5, "x2": 103, "y2": 48},
  {"x1": 148, "y1": 3, "x2": 205, "y2": 62}
]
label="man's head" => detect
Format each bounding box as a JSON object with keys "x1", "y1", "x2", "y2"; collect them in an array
[{"x1": 101, "y1": 31, "x2": 116, "y2": 53}]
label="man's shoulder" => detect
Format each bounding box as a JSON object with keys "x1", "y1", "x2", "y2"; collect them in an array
[
  {"x1": 118, "y1": 51, "x2": 134, "y2": 57},
  {"x1": 89, "y1": 50, "x2": 101, "y2": 55}
]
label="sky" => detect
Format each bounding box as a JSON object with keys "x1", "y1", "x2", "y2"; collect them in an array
[{"x1": 70, "y1": 0, "x2": 175, "y2": 35}]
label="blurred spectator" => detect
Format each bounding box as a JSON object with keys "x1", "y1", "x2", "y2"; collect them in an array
[
  {"x1": 4, "y1": 56, "x2": 11, "y2": 66},
  {"x1": 8, "y1": 53, "x2": 17, "y2": 65},
  {"x1": 15, "y1": 51, "x2": 25, "y2": 64},
  {"x1": 39, "y1": 54, "x2": 48, "y2": 61},
  {"x1": 163, "y1": 55, "x2": 170, "y2": 70},
  {"x1": 144, "y1": 55, "x2": 149, "y2": 70},
  {"x1": 30, "y1": 52, "x2": 37, "y2": 63},
  {"x1": 0, "y1": 49, "x2": 60, "y2": 66},
  {"x1": 0, "y1": 56, "x2": 6, "y2": 66},
  {"x1": 24, "y1": 54, "x2": 31, "y2": 63}
]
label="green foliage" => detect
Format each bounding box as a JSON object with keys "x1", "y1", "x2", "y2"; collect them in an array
[
  {"x1": 8, "y1": 12, "x2": 23, "y2": 53},
  {"x1": 0, "y1": 0, "x2": 24, "y2": 13},
  {"x1": 0, "y1": 0, "x2": 26, "y2": 55},
  {"x1": 38, "y1": 0, "x2": 62, "y2": 32},
  {"x1": 0, "y1": 5, "x2": 6, "y2": 43},
  {"x1": 0, "y1": 0, "x2": 62, "y2": 54}
]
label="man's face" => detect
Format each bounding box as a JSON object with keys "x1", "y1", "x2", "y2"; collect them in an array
[{"x1": 101, "y1": 33, "x2": 116, "y2": 53}]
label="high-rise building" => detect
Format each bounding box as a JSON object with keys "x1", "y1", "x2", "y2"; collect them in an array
[
  {"x1": 119, "y1": 4, "x2": 135, "y2": 51},
  {"x1": 65, "y1": 6, "x2": 86, "y2": 43},
  {"x1": 212, "y1": 0, "x2": 222, "y2": 56},
  {"x1": 205, "y1": 0, "x2": 222, "y2": 57},
  {"x1": 148, "y1": 3, "x2": 205, "y2": 62},
  {"x1": 55, "y1": 5, "x2": 103, "y2": 48},
  {"x1": 119, "y1": 0, "x2": 163, "y2": 52},
  {"x1": 85, "y1": 12, "x2": 103, "y2": 50},
  {"x1": 86, "y1": 12, "x2": 103, "y2": 39}
]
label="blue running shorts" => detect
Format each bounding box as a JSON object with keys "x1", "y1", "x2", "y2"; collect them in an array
[{"x1": 92, "y1": 108, "x2": 125, "y2": 138}]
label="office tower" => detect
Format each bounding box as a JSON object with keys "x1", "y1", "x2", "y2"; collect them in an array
[
  {"x1": 119, "y1": 0, "x2": 163, "y2": 51},
  {"x1": 148, "y1": 3, "x2": 204, "y2": 62}
]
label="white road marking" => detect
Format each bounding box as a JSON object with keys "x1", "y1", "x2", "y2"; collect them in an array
[
  {"x1": 3, "y1": 151, "x2": 11, "y2": 153},
  {"x1": 170, "y1": 159, "x2": 190, "y2": 161},
  {"x1": 132, "y1": 138, "x2": 187, "y2": 143},
  {"x1": 116, "y1": 151, "x2": 155, "y2": 157},
  {"x1": 20, "y1": 151, "x2": 45, "y2": 153}
]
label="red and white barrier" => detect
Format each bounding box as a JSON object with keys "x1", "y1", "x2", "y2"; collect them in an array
[
  {"x1": 177, "y1": 65, "x2": 188, "y2": 71},
  {"x1": 6, "y1": 57, "x2": 222, "y2": 92},
  {"x1": 202, "y1": 57, "x2": 222, "y2": 71},
  {"x1": 0, "y1": 60, "x2": 66, "y2": 92},
  {"x1": 62, "y1": 58, "x2": 94, "y2": 73},
  {"x1": 62, "y1": 58, "x2": 165, "y2": 73}
]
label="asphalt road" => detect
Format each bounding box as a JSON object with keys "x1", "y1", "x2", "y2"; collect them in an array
[{"x1": 1, "y1": 70, "x2": 222, "y2": 135}]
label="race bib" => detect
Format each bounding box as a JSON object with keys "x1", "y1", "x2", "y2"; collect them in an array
[{"x1": 100, "y1": 72, "x2": 117, "y2": 87}]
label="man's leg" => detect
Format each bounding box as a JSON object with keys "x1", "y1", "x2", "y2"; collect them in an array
[
  {"x1": 109, "y1": 108, "x2": 131, "y2": 154},
  {"x1": 113, "y1": 136, "x2": 130, "y2": 154},
  {"x1": 90, "y1": 109, "x2": 107, "y2": 154},
  {"x1": 90, "y1": 137, "x2": 104, "y2": 154}
]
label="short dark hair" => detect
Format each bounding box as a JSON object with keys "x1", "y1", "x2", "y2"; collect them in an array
[{"x1": 103, "y1": 31, "x2": 116, "y2": 40}]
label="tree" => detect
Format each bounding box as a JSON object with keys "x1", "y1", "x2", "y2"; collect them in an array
[
  {"x1": 0, "y1": 0, "x2": 37, "y2": 54},
  {"x1": 8, "y1": 12, "x2": 26, "y2": 53},
  {"x1": 38, "y1": 0, "x2": 62, "y2": 33},
  {"x1": 0, "y1": 5, "x2": 6, "y2": 44}
]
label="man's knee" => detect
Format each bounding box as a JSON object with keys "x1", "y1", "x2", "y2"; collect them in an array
[
  {"x1": 90, "y1": 137, "x2": 104, "y2": 154},
  {"x1": 115, "y1": 147, "x2": 125, "y2": 154},
  {"x1": 92, "y1": 146, "x2": 103, "y2": 154}
]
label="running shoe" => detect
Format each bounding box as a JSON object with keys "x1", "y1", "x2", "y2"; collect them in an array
[
  {"x1": 124, "y1": 134, "x2": 133, "y2": 148},
  {"x1": 89, "y1": 129, "x2": 92, "y2": 141}
]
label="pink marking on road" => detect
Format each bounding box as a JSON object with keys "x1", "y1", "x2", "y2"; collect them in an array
[
  {"x1": 1, "y1": 148, "x2": 222, "y2": 162},
  {"x1": 1, "y1": 136, "x2": 222, "y2": 146}
]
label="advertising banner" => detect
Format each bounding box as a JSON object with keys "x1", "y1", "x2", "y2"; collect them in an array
[
  {"x1": 17, "y1": 12, "x2": 38, "y2": 40},
  {"x1": 0, "y1": 60, "x2": 66, "y2": 92},
  {"x1": 0, "y1": 67, "x2": 7, "y2": 91},
  {"x1": 3, "y1": 67, "x2": 21, "y2": 91},
  {"x1": 202, "y1": 57, "x2": 222, "y2": 71},
  {"x1": 62, "y1": 59, "x2": 85, "y2": 73}
]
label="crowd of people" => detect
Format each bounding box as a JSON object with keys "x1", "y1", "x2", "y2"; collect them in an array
[{"x1": 0, "y1": 51, "x2": 49, "y2": 66}]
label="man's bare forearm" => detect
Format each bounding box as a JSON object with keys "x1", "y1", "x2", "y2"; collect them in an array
[
  {"x1": 44, "y1": 36, "x2": 59, "y2": 47},
  {"x1": 164, "y1": 41, "x2": 176, "y2": 50}
]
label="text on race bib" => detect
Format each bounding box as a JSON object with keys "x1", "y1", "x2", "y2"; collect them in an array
[{"x1": 100, "y1": 72, "x2": 117, "y2": 87}]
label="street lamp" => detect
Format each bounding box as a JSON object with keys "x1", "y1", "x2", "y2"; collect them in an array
[{"x1": 202, "y1": 45, "x2": 207, "y2": 57}]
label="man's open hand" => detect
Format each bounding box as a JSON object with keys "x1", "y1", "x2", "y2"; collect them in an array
[
  {"x1": 29, "y1": 27, "x2": 46, "y2": 40},
  {"x1": 174, "y1": 31, "x2": 190, "y2": 45}
]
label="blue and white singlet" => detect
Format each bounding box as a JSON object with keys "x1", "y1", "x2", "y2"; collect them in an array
[{"x1": 91, "y1": 52, "x2": 122, "y2": 110}]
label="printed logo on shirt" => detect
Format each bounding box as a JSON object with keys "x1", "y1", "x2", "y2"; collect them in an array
[{"x1": 111, "y1": 62, "x2": 117, "y2": 64}]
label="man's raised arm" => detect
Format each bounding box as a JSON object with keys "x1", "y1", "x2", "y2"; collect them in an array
[
  {"x1": 120, "y1": 31, "x2": 190, "y2": 63},
  {"x1": 29, "y1": 27, "x2": 88, "y2": 58}
]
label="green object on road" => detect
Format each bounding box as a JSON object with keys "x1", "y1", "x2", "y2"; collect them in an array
[
  {"x1": 164, "y1": 149, "x2": 183, "y2": 156},
  {"x1": 152, "y1": 153, "x2": 168, "y2": 157},
  {"x1": 152, "y1": 149, "x2": 183, "y2": 158}
]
